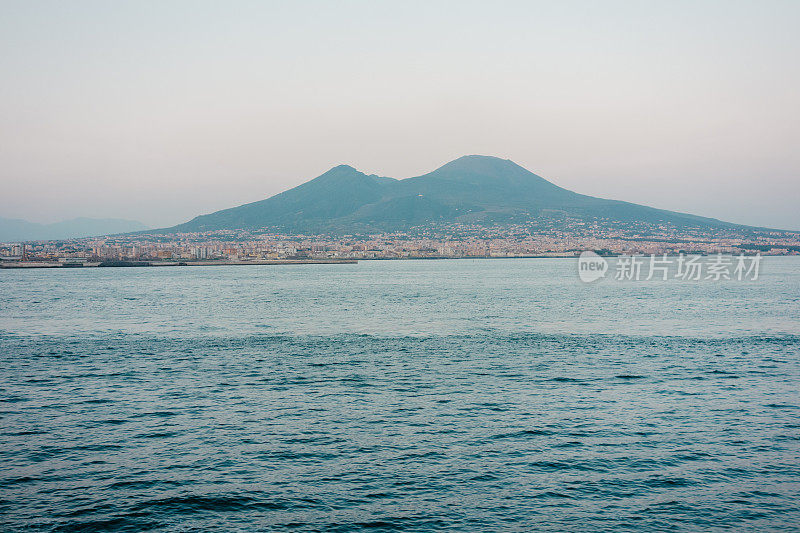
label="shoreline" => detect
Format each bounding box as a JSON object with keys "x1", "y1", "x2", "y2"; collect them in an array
[
  {"x1": 1, "y1": 252, "x2": 788, "y2": 269},
  {"x1": 0, "y1": 259, "x2": 359, "y2": 269}
]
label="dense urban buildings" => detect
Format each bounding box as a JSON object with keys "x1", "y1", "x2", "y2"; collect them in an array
[{"x1": 2, "y1": 219, "x2": 798, "y2": 266}]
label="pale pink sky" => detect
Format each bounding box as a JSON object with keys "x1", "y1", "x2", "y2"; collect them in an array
[{"x1": 1, "y1": 1, "x2": 799, "y2": 229}]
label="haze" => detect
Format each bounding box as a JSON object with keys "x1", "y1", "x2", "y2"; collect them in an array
[{"x1": 1, "y1": 1, "x2": 798, "y2": 229}]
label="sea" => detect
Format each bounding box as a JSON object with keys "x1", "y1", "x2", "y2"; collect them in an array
[{"x1": 1, "y1": 258, "x2": 799, "y2": 531}]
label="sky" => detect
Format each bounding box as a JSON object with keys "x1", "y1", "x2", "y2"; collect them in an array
[{"x1": 1, "y1": 0, "x2": 799, "y2": 230}]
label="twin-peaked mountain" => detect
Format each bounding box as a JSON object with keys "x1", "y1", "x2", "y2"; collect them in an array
[{"x1": 167, "y1": 155, "x2": 738, "y2": 234}]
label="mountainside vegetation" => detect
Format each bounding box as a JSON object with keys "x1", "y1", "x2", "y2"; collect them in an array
[{"x1": 168, "y1": 155, "x2": 740, "y2": 234}]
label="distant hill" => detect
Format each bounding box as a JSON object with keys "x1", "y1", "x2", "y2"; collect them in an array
[
  {"x1": 166, "y1": 155, "x2": 748, "y2": 234},
  {"x1": 0, "y1": 217, "x2": 149, "y2": 242}
]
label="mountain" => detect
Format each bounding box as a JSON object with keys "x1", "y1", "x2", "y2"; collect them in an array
[
  {"x1": 0, "y1": 217, "x2": 149, "y2": 242},
  {"x1": 167, "y1": 155, "x2": 742, "y2": 234}
]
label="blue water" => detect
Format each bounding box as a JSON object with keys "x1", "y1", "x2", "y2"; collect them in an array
[{"x1": 1, "y1": 258, "x2": 799, "y2": 531}]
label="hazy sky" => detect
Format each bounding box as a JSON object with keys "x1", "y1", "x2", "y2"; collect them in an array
[{"x1": 1, "y1": 0, "x2": 799, "y2": 229}]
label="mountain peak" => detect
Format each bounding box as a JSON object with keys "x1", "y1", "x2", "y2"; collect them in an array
[
  {"x1": 318, "y1": 164, "x2": 361, "y2": 177},
  {"x1": 308, "y1": 164, "x2": 367, "y2": 184},
  {"x1": 166, "y1": 155, "x2": 743, "y2": 234},
  {"x1": 313, "y1": 164, "x2": 396, "y2": 186},
  {"x1": 453, "y1": 154, "x2": 511, "y2": 163},
  {"x1": 434, "y1": 155, "x2": 525, "y2": 174}
]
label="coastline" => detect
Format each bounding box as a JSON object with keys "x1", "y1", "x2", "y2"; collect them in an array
[
  {"x1": 2, "y1": 252, "x2": 787, "y2": 270},
  {"x1": 0, "y1": 259, "x2": 359, "y2": 269}
]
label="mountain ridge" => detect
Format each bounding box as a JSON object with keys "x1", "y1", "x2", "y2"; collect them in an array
[
  {"x1": 164, "y1": 155, "x2": 757, "y2": 235},
  {"x1": 0, "y1": 217, "x2": 149, "y2": 242}
]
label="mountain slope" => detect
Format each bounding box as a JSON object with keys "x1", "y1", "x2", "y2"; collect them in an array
[
  {"x1": 166, "y1": 155, "x2": 740, "y2": 234},
  {"x1": 0, "y1": 217, "x2": 149, "y2": 242},
  {"x1": 172, "y1": 165, "x2": 397, "y2": 233}
]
